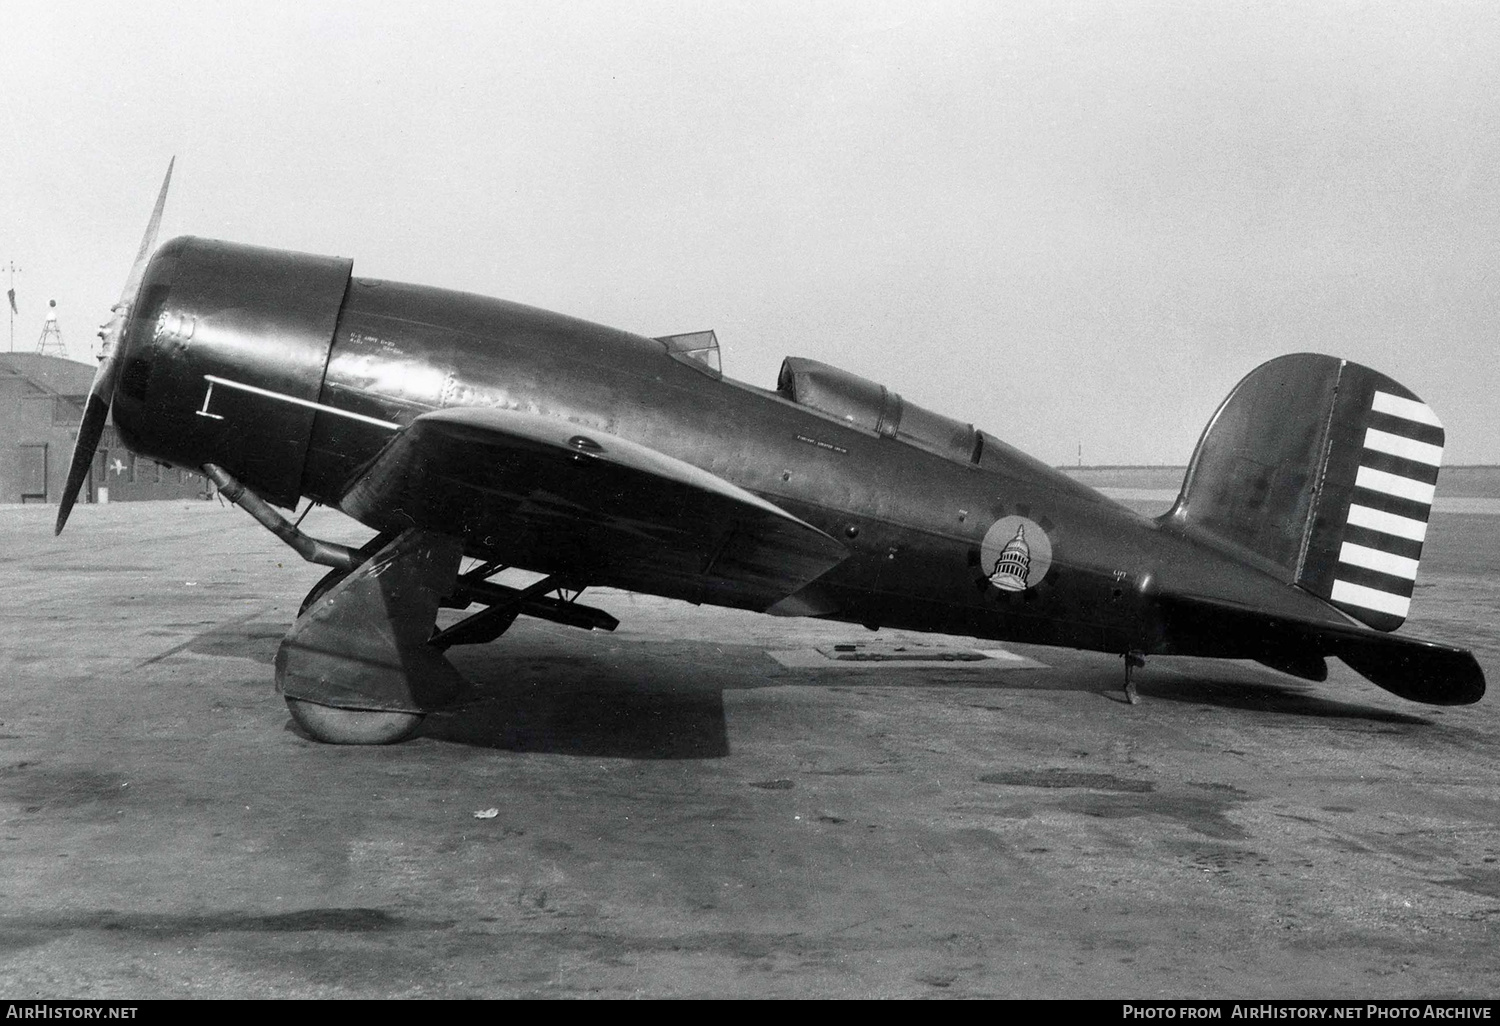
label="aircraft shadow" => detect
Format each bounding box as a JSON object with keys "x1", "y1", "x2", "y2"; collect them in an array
[
  {"x1": 815, "y1": 654, "x2": 1436, "y2": 725},
  {"x1": 419, "y1": 684, "x2": 730, "y2": 759},
  {"x1": 283, "y1": 632, "x2": 1432, "y2": 754},
  {"x1": 1133, "y1": 669, "x2": 1433, "y2": 725}
]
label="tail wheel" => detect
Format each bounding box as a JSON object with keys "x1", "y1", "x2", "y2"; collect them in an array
[{"x1": 285, "y1": 698, "x2": 424, "y2": 745}]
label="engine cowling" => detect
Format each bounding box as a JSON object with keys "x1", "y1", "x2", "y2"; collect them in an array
[{"x1": 112, "y1": 236, "x2": 352, "y2": 508}]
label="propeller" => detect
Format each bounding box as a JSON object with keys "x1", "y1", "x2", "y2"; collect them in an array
[{"x1": 55, "y1": 158, "x2": 175, "y2": 536}]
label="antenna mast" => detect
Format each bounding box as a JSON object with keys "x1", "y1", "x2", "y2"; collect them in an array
[{"x1": 5, "y1": 262, "x2": 18, "y2": 353}]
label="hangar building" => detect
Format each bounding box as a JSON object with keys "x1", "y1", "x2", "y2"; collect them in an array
[{"x1": 0, "y1": 353, "x2": 209, "y2": 505}]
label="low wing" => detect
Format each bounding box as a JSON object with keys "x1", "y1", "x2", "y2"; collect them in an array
[{"x1": 338, "y1": 407, "x2": 848, "y2": 611}]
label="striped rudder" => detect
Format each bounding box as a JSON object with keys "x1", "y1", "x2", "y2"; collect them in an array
[
  {"x1": 1299, "y1": 375, "x2": 1442, "y2": 631},
  {"x1": 1169, "y1": 354, "x2": 1442, "y2": 633}
]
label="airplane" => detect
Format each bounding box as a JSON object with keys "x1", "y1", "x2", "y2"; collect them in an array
[{"x1": 55, "y1": 164, "x2": 1485, "y2": 744}]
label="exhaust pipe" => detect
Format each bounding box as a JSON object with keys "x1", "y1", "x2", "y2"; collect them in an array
[{"x1": 203, "y1": 463, "x2": 357, "y2": 570}]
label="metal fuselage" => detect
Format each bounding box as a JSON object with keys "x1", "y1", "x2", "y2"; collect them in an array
[{"x1": 112, "y1": 238, "x2": 1338, "y2": 660}]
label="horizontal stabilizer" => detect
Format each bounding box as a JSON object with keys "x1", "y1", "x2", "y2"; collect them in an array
[
  {"x1": 1254, "y1": 651, "x2": 1328, "y2": 683},
  {"x1": 1158, "y1": 592, "x2": 1483, "y2": 706},
  {"x1": 1330, "y1": 631, "x2": 1483, "y2": 706}
]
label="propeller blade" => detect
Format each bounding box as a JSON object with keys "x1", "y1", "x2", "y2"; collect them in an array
[
  {"x1": 97, "y1": 156, "x2": 173, "y2": 372},
  {"x1": 53, "y1": 394, "x2": 111, "y2": 535},
  {"x1": 55, "y1": 159, "x2": 175, "y2": 536}
]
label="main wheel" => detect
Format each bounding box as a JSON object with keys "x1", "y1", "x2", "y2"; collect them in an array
[
  {"x1": 298, "y1": 566, "x2": 353, "y2": 617},
  {"x1": 285, "y1": 697, "x2": 424, "y2": 745}
]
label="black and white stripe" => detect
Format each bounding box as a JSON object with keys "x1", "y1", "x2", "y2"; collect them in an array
[{"x1": 1330, "y1": 390, "x2": 1442, "y2": 623}]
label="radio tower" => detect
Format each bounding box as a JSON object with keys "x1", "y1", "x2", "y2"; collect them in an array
[{"x1": 36, "y1": 299, "x2": 67, "y2": 357}]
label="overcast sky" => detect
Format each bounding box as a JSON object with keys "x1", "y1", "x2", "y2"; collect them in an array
[{"x1": 2, "y1": 1, "x2": 1495, "y2": 464}]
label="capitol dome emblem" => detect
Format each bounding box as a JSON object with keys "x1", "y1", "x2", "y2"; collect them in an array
[
  {"x1": 980, "y1": 516, "x2": 1053, "y2": 593},
  {"x1": 989, "y1": 524, "x2": 1032, "y2": 591}
]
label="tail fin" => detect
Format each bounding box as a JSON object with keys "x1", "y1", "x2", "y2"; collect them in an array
[{"x1": 1166, "y1": 354, "x2": 1443, "y2": 632}]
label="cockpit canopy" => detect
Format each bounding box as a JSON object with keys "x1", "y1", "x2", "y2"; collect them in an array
[
  {"x1": 777, "y1": 357, "x2": 981, "y2": 465},
  {"x1": 656, "y1": 330, "x2": 722, "y2": 379}
]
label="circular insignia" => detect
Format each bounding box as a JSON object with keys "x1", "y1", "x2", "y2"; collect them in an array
[{"x1": 980, "y1": 516, "x2": 1053, "y2": 592}]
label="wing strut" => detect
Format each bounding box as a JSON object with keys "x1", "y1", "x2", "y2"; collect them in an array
[{"x1": 430, "y1": 573, "x2": 571, "y2": 650}]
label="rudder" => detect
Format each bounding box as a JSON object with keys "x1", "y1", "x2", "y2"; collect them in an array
[{"x1": 1167, "y1": 354, "x2": 1443, "y2": 632}]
